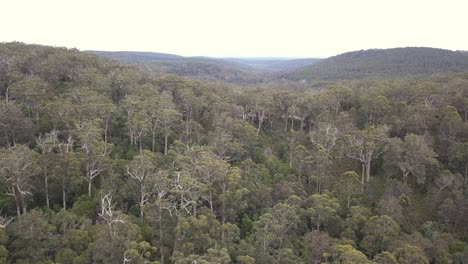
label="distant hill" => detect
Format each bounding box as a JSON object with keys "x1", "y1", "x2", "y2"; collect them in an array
[
  {"x1": 87, "y1": 50, "x2": 183, "y2": 62},
  {"x1": 86, "y1": 51, "x2": 320, "y2": 84},
  {"x1": 224, "y1": 58, "x2": 321, "y2": 71},
  {"x1": 86, "y1": 50, "x2": 265, "y2": 84},
  {"x1": 282, "y1": 47, "x2": 468, "y2": 81}
]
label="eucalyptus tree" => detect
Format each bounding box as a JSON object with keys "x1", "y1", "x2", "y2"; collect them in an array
[
  {"x1": 385, "y1": 134, "x2": 437, "y2": 186},
  {"x1": 306, "y1": 193, "x2": 340, "y2": 232},
  {"x1": 335, "y1": 171, "x2": 363, "y2": 208},
  {"x1": 0, "y1": 101, "x2": 34, "y2": 147},
  {"x1": 126, "y1": 150, "x2": 171, "y2": 221},
  {"x1": 36, "y1": 130, "x2": 60, "y2": 208},
  {"x1": 343, "y1": 126, "x2": 388, "y2": 184},
  {"x1": 76, "y1": 121, "x2": 112, "y2": 196},
  {"x1": 157, "y1": 91, "x2": 181, "y2": 155},
  {"x1": 122, "y1": 94, "x2": 149, "y2": 152},
  {"x1": 9, "y1": 76, "x2": 48, "y2": 125},
  {"x1": 361, "y1": 215, "x2": 399, "y2": 257},
  {"x1": 0, "y1": 145, "x2": 40, "y2": 215}
]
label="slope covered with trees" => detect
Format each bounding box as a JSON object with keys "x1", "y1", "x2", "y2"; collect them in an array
[
  {"x1": 87, "y1": 51, "x2": 321, "y2": 85},
  {"x1": 86, "y1": 50, "x2": 267, "y2": 85},
  {"x1": 283, "y1": 47, "x2": 468, "y2": 82},
  {"x1": 0, "y1": 42, "x2": 468, "y2": 263}
]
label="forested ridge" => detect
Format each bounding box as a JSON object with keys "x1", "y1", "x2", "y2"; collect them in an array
[
  {"x1": 86, "y1": 51, "x2": 268, "y2": 85},
  {"x1": 283, "y1": 47, "x2": 468, "y2": 82},
  {"x1": 85, "y1": 51, "x2": 322, "y2": 85},
  {"x1": 0, "y1": 42, "x2": 467, "y2": 264}
]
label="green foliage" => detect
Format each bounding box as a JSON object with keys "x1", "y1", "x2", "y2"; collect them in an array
[
  {"x1": 71, "y1": 195, "x2": 96, "y2": 219},
  {"x1": 393, "y1": 245, "x2": 429, "y2": 264},
  {"x1": 285, "y1": 47, "x2": 468, "y2": 82},
  {"x1": 372, "y1": 251, "x2": 398, "y2": 264},
  {"x1": 449, "y1": 241, "x2": 466, "y2": 254},
  {"x1": 361, "y1": 215, "x2": 399, "y2": 257},
  {"x1": 7, "y1": 209, "x2": 58, "y2": 262},
  {"x1": 55, "y1": 248, "x2": 78, "y2": 264},
  {"x1": 0, "y1": 42, "x2": 467, "y2": 263},
  {"x1": 0, "y1": 245, "x2": 8, "y2": 264},
  {"x1": 306, "y1": 193, "x2": 340, "y2": 232},
  {"x1": 331, "y1": 244, "x2": 369, "y2": 263}
]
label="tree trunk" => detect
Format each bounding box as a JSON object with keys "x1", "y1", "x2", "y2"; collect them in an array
[
  {"x1": 139, "y1": 136, "x2": 143, "y2": 153},
  {"x1": 5, "y1": 82, "x2": 11, "y2": 103},
  {"x1": 20, "y1": 193, "x2": 27, "y2": 214},
  {"x1": 256, "y1": 120, "x2": 262, "y2": 135},
  {"x1": 104, "y1": 117, "x2": 109, "y2": 143},
  {"x1": 140, "y1": 185, "x2": 145, "y2": 219},
  {"x1": 403, "y1": 171, "x2": 409, "y2": 186},
  {"x1": 88, "y1": 180, "x2": 92, "y2": 197},
  {"x1": 366, "y1": 159, "x2": 371, "y2": 182},
  {"x1": 129, "y1": 129, "x2": 134, "y2": 146},
  {"x1": 172, "y1": 217, "x2": 181, "y2": 261},
  {"x1": 164, "y1": 130, "x2": 168, "y2": 155},
  {"x1": 361, "y1": 163, "x2": 365, "y2": 191},
  {"x1": 13, "y1": 189, "x2": 21, "y2": 216},
  {"x1": 44, "y1": 164, "x2": 50, "y2": 209},
  {"x1": 152, "y1": 130, "x2": 156, "y2": 152},
  {"x1": 62, "y1": 181, "x2": 67, "y2": 210},
  {"x1": 347, "y1": 193, "x2": 352, "y2": 209},
  {"x1": 209, "y1": 189, "x2": 214, "y2": 212},
  {"x1": 158, "y1": 198, "x2": 165, "y2": 264},
  {"x1": 256, "y1": 111, "x2": 264, "y2": 136},
  {"x1": 289, "y1": 137, "x2": 293, "y2": 168}
]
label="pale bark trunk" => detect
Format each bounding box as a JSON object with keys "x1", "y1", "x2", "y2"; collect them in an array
[
  {"x1": 88, "y1": 180, "x2": 92, "y2": 196},
  {"x1": 347, "y1": 193, "x2": 352, "y2": 209},
  {"x1": 139, "y1": 136, "x2": 143, "y2": 153},
  {"x1": 361, "y1": 163, "x2": 365, "y2": 191},
  {"x1": 152, "y1": 130, "x2": 156, "y2": 152},
  {"x1": 209, "y1": 190, "x2": 214, "y2": 212},
  {"x1": 366, "y1": 159, "x2": 371, "y2": 182},
  {"x1": 20, "y1": 193, "x2": 27, "y2": 214},
  {"x1": 403, "y1": 171, "x2": 409, "y2": 186},
  {"x1": 62, "y1": 181, "x2": 67, "y2": 210},
  {"x1": 158, "y1": 198, "x2": 165, "y2": 264},
  {"x1": 104, "y1": 117, "x2": 109, "y2": 143},
  {"x1": 139, "y1": 183, "x2": 145, "y2": 219},
  {"x1": 5, "y1": 82, "x2": 10, "y2": 103},
  {"x1": 13, "y1": 189, "x2": 21, "y2": 216},
  {"x1": 289, "y1": 138, "x2": 293, "y2": 168},
  {"x1": 164, "y1": 130, "x2": 168, "y2": 155},
  {"x1": 256, "y1": 120, "x2": 262, "y2": 135},
  {"x1": 44, "y1": 165, "x2": 50, "y2": 208}
]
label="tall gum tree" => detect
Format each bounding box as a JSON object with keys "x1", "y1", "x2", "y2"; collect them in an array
[
  {"x1": 76, "y1": 121, "x2": 111, "y2": 196},
  {"x1": 0, "y1": 145, "x2": 40, "y2": 215},
  {"x1": 343, "y1": 126, "x2": 388, "y2": 185}
]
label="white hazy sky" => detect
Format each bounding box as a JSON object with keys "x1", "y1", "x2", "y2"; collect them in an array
[{"x1": 1, "y1": 0, "x2": 467, "y2": 57}]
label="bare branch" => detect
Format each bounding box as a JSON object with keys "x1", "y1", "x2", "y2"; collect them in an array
[{"x1": 0, "y1": 211, "x2": 13, "y2": 228}]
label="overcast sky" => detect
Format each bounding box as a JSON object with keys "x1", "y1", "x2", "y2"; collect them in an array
[{"x1": 1, "y1": 0, "x2": 467, "y2": 58}]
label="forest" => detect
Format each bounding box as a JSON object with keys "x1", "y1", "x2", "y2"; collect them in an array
[{"x1": 0, "y1": 42, "x2": 467, "y2": 264}]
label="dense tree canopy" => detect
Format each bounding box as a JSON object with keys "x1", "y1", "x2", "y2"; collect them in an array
[{"x1": 0, "y1": 42, "x2": 467, "y2": 263}]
